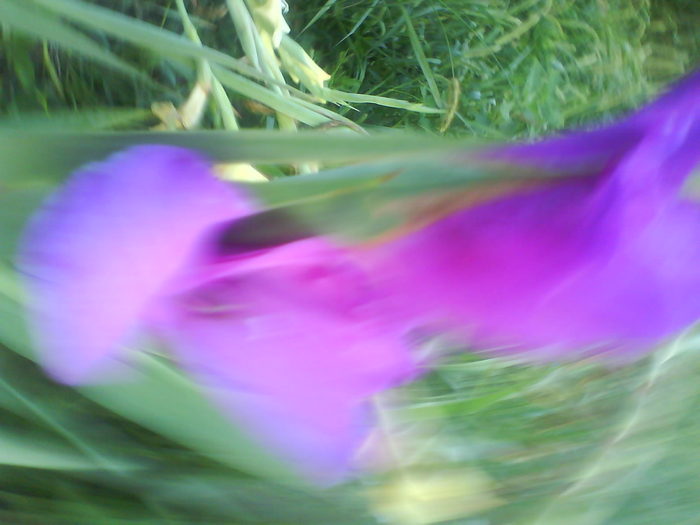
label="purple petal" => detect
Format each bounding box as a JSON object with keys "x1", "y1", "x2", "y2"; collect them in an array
[
  {"x1": 633, "y1": 69, "x2": 700, "y2": 128},
  {"x1": 20, "y1": 146, "x2": 251, "y2": 383},
  {"x1": 490, "y1": 70, "x2": 700, "y2": 176},
  {"x1": 374, "y1": 71, "x2": 700, "y2": 359},
  {"x1": 377, "y1": 183, "x2": 700, "y2": 359},
  {"x1": 152, "y1": 240, "x2": 417, "y2": 482},
  {"x1": 489, "y1": 121, "x2": 645, "y2": 175}
]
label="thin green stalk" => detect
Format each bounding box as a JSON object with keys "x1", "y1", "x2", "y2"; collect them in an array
[
  {"x1": 227, "y1": 0, "x2": 298, "y2": 133},
  {"x1": 175, "y1": 0, "x2": 239, "y2": 130},
  {"x1": 400, "y1": 6, "x2": 443, "y2": 109},
  {"x1": 226, "y1": 0, "x2": 261, "y2": 70}
]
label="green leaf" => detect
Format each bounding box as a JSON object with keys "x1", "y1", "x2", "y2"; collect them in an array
[
  {"x1": 79, "y1": 352, "x2": 302, "y2": 483},
  {"x1": 30, "y1": 0, "x2": 282, "y2": 90},
  {"x1": 0, "y1": 109, "x2": 153, "y2": 132},
  {"x1": 322, "y1": 88, "x2": 444, "y2": 114},
  {"x1": 211, "y1": 65, "x2": 330, "y2": 126},
  {"x1": 0, "y1": 429, "x2": 137, "y2": 470},
  {"x1": 0, "y1": 1, "x2": 149, "y2": 81},
  {"x1": 0, "y1": 129, "x2": 473, "y2": 184}
]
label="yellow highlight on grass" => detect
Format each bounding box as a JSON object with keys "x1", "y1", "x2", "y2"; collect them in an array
[
  {"x1": 246, "y1": 0, "x2": 290, "y2": 48},
  {"x1": 215, "y1": 163, "x2": 269, "y2": 183},
  {"x1": 367, "y1": 467, "x2": 502, "y2": 525}
]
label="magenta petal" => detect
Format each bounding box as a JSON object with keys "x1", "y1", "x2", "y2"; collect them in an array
[
  {"x1": 375, "y1": 72, "x2": 700, "y2": 359},
  {"x1": 154, "y1": 241, "x2": 417, "y2": 482},
  {"x1": 376, "y1": 182, "x2": 700, "y2": 358},
  {"x1": 20, "y1": 146, "x2": 250, "y2": 383}
]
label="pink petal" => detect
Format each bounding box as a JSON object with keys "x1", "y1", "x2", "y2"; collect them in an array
[
  {"x1": 152, "y1": 240, "x2": 417, "y2": 482},
  {"x1": 20, "y1": 146, "x2": 251, "y2": 383}
]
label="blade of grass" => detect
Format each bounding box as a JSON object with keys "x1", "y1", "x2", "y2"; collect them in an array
[
  {"x1": 210, "y1": 65, "x2": 329, "y2": 126},
  {"x1": 0, "y1": 108, "x2": 152, "y2": 131},
  {"x1": 0, "y1": 427, "x2": 135, "y2": 470},
  {"x1": 29, "y1": 0, "x2": 279, "y2": 89},
  {"x1": 0, "y1": 1, "x2": 150, "y2": 82},
  {"x1": 322, "y1": 88, "x2": 443, "y2": 113},
  {"x1": 174, "y1": 0, "x2": 239, "y2": 130},
  {"x1": 0, "y1": 130, "x2": 473, "y2": 186},
  {"x1": 299, "y1": 0, "x2": 338, "y2": 35},
  {"x1": 0, "y1": 376, "x2": 141, "y2": 472},
  {"x1": 400, "y1": 6, "x2": 443, "y2": 109},
  {"x1": 337, "y1": 0, "x2": 379, "y2": 45}
]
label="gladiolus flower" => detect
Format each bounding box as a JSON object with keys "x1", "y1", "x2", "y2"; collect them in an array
[
  {"x1": 372, "y1": 71, "x2": 700, "y2": 360},
  {"x1": 19, "y1": 145, "x2": 417, "y2": 482},
  {"x1": 19, "y1": 71, "x2": 700, "y2": 482}
]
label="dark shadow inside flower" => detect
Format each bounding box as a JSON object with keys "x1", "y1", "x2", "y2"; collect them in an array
[{"x1": 212, "y1": 207, "x2": 316, "y2": 257}]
